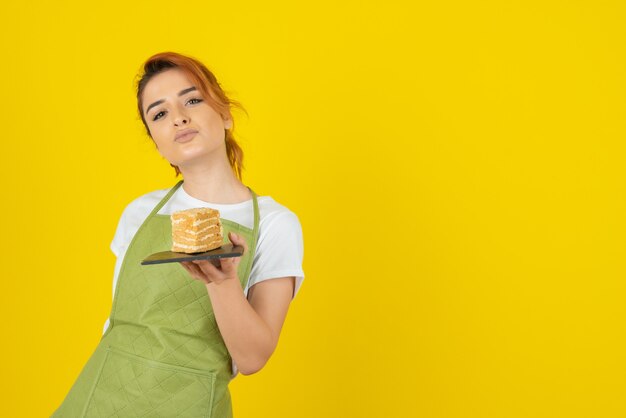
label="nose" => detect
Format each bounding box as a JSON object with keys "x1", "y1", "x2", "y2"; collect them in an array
[{"x1": 173, "y1": 108, "x2": 190, "y2": 126}]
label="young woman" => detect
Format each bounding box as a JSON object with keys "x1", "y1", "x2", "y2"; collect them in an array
[{"x1": 52, "y1": 51, "x2": 305, "y2": 417}]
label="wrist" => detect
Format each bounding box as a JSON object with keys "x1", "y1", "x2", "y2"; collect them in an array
[{"x1": 206, "y1": 275, "x2": 241, "y2": 292}]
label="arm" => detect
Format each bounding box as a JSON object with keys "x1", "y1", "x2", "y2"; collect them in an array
[
  {"x1": 205, "y1": 274, "x2": 295, "y2": 375},
  {"x1": 180, "y1": 231, "x2": 295, "y2": 375}
]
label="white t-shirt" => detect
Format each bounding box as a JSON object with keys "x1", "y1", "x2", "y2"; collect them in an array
[{"x1": 102, "y1": 184, "x2": 305, "y2": 379}]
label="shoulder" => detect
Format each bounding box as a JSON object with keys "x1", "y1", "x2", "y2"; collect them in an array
[
  {"x1": 256, "y1": 196, "x2": 303, "y2": 233},
  {"x1": 116, "y1": 189, "x2": 169, "y2": 240},
  {"x1": 246, "y1": 196, "x2": 305, "y2": 298},
  {"x1": 110, "y1": 187, "x2": 170, "y2": 255},
  {"x1": 254, "y1": 196, "x2": 304, "y2": 253},
  {"x1": 120, "y1": 187, "x2": 169, "y2": 220}
]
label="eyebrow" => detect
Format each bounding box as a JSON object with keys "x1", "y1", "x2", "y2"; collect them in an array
[{"x1": 145, "y1": 86, "x2": 198, "y2": 115}]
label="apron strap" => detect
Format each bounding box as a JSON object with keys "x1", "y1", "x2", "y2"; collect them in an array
[
  {"x1": 247, "y1": 186, "x2": 261, "y2": 254},
  {"x1": 150, "y1": 180, "x2": 260, "y2": 249},
  {"x1": 147, "y1": 179, "x2": 184, "y2": 218}
]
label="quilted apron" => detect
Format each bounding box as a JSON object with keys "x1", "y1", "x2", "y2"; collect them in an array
[{"x1": 51, "y1": 179, "x2": 260, "y2": 418}]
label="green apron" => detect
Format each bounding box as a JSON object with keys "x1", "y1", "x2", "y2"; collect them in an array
[{"x1": 52, "y1": 179, "x2": 260, "y2": 418}]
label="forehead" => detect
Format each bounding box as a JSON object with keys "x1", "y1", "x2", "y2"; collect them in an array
[{"x1": 143, "y1": 68, "x2": 195, "y2": 101}]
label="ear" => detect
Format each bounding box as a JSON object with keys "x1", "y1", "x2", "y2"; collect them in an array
[{"x1": 224, "y1": 118, "x2": 233, "y2": 129}]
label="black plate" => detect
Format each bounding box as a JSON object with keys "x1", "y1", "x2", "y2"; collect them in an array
[{"x1": 141, "y1": 244, "x2": 244, "y2": 265}]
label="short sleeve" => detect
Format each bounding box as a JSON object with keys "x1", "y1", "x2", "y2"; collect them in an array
[
  {"x1": 110, "y1": 196, "x2": 144, "y2": 258},
  {"x1": 246, "y1": 210, "x2": 305, "y2": 300},
  {"x1": 110, "y1": 209, "x2": 127, "y2": 258}
]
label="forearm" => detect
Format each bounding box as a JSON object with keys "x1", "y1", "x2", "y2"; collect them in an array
[{"x1": 205, "y1": 278, "x2": 274, "y2": 375}]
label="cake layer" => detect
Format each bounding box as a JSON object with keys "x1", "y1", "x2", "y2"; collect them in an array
[
  {"x1": 171, "y1": 237, "x2": 222, "y2": 253},
  {"x1": 174, "y1": 224, "x2": 222, "y2": 242},
  {"x1": 171, "y1": 207, "x2": 223, "y2": 253},
  {"x1": 172, "y1": 207, "x2": 220, "y2": 218},
  {"x1": 172, "y1": 217, "x2": 221, "y2": 228}
]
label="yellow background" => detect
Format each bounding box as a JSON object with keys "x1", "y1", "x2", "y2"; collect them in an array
[{"x1": 1, "y1": 1, "x2": 624, "y2": 417}]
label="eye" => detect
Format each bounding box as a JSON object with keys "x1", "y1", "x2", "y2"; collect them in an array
[{"x1": 152, "y1": 98, "x2": 203, "y2": 121}]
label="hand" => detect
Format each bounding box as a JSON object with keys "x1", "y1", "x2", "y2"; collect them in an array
[{"x1": 179, "y1": 231, "x2": 248, "y2": 286}]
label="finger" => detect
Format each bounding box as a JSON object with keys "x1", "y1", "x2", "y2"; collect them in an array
[
  {"x1": 226, "y1": 234, "x2": 243, "y2": 270},
  {"x1": 220, "y1": 255, "x2": 239, "y2": 274},
  {"x1": 193, "y1": 259, "x2": 222, "y2": 277},
  {"x1": 180, "y1": 261, "x2": 196, "y2": 274},
  {"x1": 229, "y1": 232, "x2": 248, "y2": 254},
  {"x1": 183, "y1": 261, "x2": 205, "y2": 279},
  {"x1": 231, "y1": 252, "x2": 243, "y2": 268},
  {"x1": 181, "y1": 261, "x2": 209, "y2": 283}
]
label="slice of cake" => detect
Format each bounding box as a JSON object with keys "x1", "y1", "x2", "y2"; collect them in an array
[{"x1": 171, "y1": 207, "x2": 223, "y2": 253}]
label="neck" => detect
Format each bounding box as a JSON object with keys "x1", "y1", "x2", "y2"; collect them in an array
[{"x1": 178, "y1": 154, "x2": 250, "y2": 204}]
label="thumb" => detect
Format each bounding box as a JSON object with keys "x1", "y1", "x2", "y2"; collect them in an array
[
  {"x1": 229, "y1": 231, "x2": 246, "y2": 247},
  {"x1": 228, "y1": 231, "x2": 246, "y2": 266}
]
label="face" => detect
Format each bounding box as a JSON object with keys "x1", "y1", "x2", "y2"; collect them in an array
[{"x1": 141, "y1": 68, "x2": 232, "y2": 169}]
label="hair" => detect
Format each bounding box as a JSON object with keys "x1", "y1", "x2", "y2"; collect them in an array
[{"x1": 135, "y1": 51, "x2": 248, "y2": 180}]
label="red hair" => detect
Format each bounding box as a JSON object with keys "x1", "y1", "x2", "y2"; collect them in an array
[{"x1": 135, "y1": 51, "x2": 247, "y2": 180}]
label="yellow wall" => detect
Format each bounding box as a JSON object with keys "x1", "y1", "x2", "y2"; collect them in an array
[{"x1": 1, "y1": 1, "x2": 624, "y2": 417}]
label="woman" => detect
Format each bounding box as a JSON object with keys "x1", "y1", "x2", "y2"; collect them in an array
[{"x1": 52, "y1": 51, "x2": 305, "y2": 417}]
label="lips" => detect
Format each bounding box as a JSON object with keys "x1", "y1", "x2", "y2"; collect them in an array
[{"x1": 175, "y1": 128, "x2": 198, "y2": 141}]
